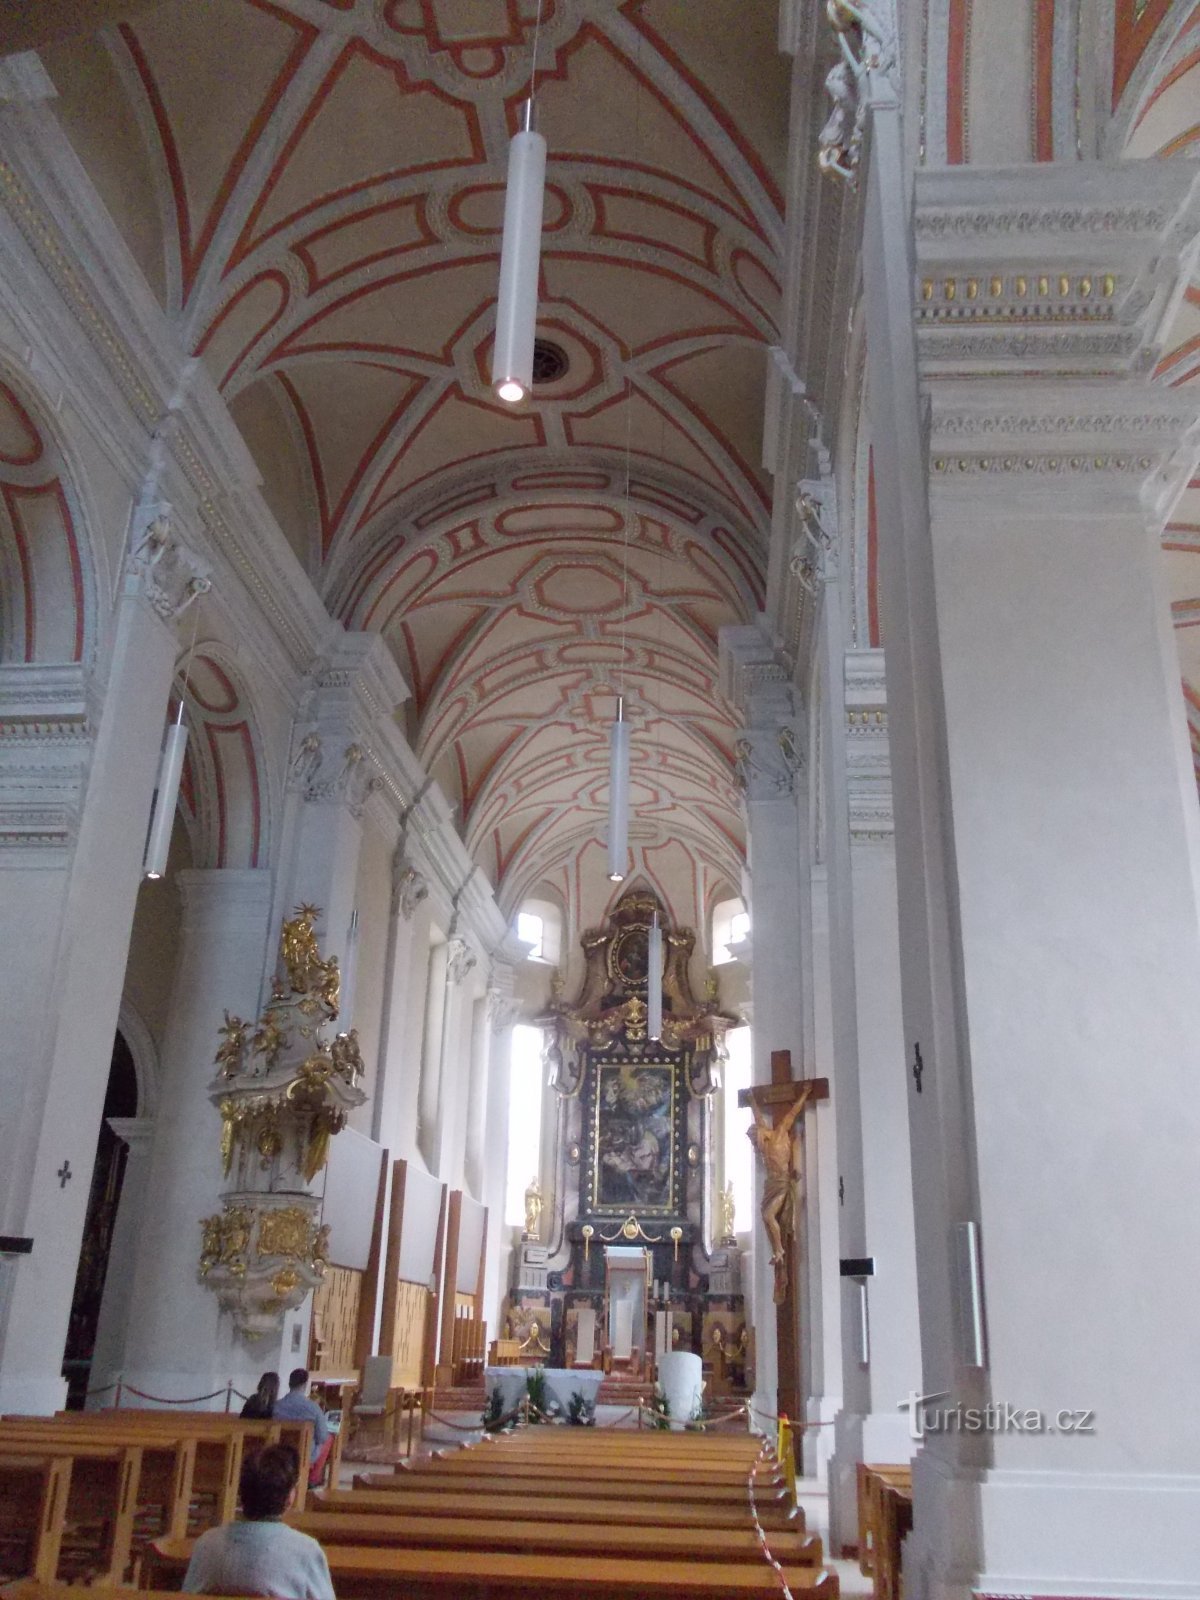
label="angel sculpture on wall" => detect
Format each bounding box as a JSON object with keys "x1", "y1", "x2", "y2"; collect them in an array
[{"x1": 214, "y1": 1013, "x2": 250, "y2": 1078}]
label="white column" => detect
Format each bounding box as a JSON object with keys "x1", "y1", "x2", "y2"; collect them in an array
[
  {"x1": 799, "y1": 754, "x2": 840, "y2": 1477},
  {"x1": 823, "y1": 635, "x2": 920, "y2": 1551},
  {"x1": 481, "y1": 982, "x2": 520, "y2": 1336},
  {"x1": 720, "y1": 626, "x2": 808, "y2": 1432},
  {"x1": 120, "y1": 869, "x2": 274, "y2": 1402},
  {"x1": 417, "y1": 940, "x2": 449, "y2": 1169},
  {"x1": 371, "y1": 848, "x2": 432, "y2": 1160},
  {"x1": 866, "y1": 137, "x2": 1200, "y2": 1597},
  {"x1": 431, "y1": 936, "x2": 481, "y2": 1185},
  {"x1": 463, "y1": 991, "x2": 491, "y2": 1200},
  {"x1": 0, "y1": 528, "x2": 206, "y2": 1414},
  {"x1": 86, "y1": 1117, "x2": 155, "y2": 1406}
]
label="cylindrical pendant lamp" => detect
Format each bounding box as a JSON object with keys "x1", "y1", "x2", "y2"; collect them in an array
[
  {"x1": 607, "y1": 695, "x2": 630, "y2": 883},
  {"x1": 647, "y1": 912, "x2": 663, "y2": 1041},
  {"x1": 492, "y1": 102, "x2": 546, "y2": 405},
  {"x1": 143, "y1": 704, "x2": 188, "y2": 879}
]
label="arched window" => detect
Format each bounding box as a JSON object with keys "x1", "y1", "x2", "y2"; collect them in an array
[
  {"x1": 505, "y1": 1024, "x2": 546, "y2": 1226},
  {"x1": 515, "y1": 895, "x2": 562, "y2": 965},
  {"x1": 712, "y1": 896, "x2": 749, "y2": 965}
]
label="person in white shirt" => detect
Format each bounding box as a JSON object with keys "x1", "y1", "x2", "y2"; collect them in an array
[{"x1": 183, "y1": 1442, "x2": 334, "y2": 1600}]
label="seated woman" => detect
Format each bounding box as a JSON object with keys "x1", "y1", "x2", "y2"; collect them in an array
[
  {"x1": 183, "y1": 1443, "x2": 334, "y2": 1599},
  {"x1": 240, "y1": 1371, "x2": 280, "y2": 1419}
]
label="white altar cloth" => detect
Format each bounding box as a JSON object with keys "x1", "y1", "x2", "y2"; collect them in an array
[{"x1": 483, "y1": 1365, "x2": 605, "y2": 1416}]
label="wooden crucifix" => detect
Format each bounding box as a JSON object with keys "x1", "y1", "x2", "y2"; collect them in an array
[{"x1": 738, "y1": 1049, "x2": 828, "y2": 1432}]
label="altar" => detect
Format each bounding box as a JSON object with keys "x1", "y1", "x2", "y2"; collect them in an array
[
  {"x1": 500, "y1": 891, "x2": 750, "y2": 1396},
  {"x1": 483, "y1": 1365, "x2": 606, "y2": 1416}
]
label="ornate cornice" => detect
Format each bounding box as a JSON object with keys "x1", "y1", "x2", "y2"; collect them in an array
[
  {"x1": 913, "y1": 164, "x2": 1200, "y2": 383},
  {"x1": 0, "y1": 662, "x2": 90, "y2": 851},
  {"x1": 844, "y1": 648, "x2": 893, "y2": 842},
  {"x1": 926, "y1": 387, "x2": 1200, "y2": 517}
]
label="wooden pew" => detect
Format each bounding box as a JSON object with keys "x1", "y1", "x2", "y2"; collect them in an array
[
  {"x1": 61, "y1": 1411, "x2": 313, "y2": 1512},
  {"x1": 434, "y1": 1434, "x2": 769, "y2": 1459},
  {"x1": 398, "y1": 1454, "x2": 783, "y2": 1489},
  {"x1": 856, "y1": 1464, "x2": 911, "y2": 1579},
  {"x1": 4, "y1": 1419, "x2": 243, "y2": 1537},
  {"x1": 481, "y1": 1441, "x2": 766, "y2": 1461},
  {"x1": 1, "y1": 1423, "x2": 200, "y2": 1546},
  {"x1": 142, "y1": 1538, "x2": 840, "y2": 1598},
  {"x1": 315, "y1": 1485, "x2": 804, "y2": 1532},
  {"x1": 0, "y1": 1411, "x2": 311, "y2": 1582},
  {"x1": 0, "y1": 1456, "x2": 70, "y2": 1583},
  {"x1": 354, "y1": 1466, "x2": 789, "y2": 1506},
  {"x1": 285, "y1": 1508, "x2": 823, "y2": 1566},
  {"x1": 874, "y1": 1479, "x2": 913, "y2": 1600},
  {"x1": 0, "y1": 1438, "x2": 139, "y2": 1585}
]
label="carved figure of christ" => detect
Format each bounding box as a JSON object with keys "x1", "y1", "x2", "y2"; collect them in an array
[{"x1": 738, "y1": 1051, "x2": 829, "y2": 1306}]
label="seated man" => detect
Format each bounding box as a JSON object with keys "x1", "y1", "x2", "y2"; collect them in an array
[
  {"x1": 183, "y1": 1443, "x2": 334, "y2": 1599},
  {"x1": 274, "y1": 1366, "x2": 332, "y2": 1486}
]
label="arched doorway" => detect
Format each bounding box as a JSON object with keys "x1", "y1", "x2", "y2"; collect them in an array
[{"x1": 61, "y1": 1033, "x2": 138, "y2": 1408}]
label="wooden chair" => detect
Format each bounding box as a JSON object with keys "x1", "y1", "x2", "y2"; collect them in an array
[{"x1": 347, "y1": 1357, "x2": 399, "y2": 1452}]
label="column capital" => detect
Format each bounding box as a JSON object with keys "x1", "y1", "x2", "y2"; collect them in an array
[
  {"x1": 123, "y1": 506, "x2": 212, "y2": 624},
  {"x1": 487, "y1": 988, "x2": 523, "y2": 1035},
  {"x1": 390, "y1": 847, "x2": 429, "y2": 920},
  {"x1": 289, "y1": 632, "x2": 411, "y2": 819},
  {"x1": 446, "y1": 934, "x2": 477, "y2": 986},
  {"x1": 106, "y1": 1116, "x2": 155, "y2": 1150},
  {"x1": 719, "y1": 621, "x2": 793, "y2": 721}
]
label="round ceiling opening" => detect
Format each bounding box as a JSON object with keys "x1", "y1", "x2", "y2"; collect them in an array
[{"x1": 532, "y1": 338, "x2": 570, "y2": 386}]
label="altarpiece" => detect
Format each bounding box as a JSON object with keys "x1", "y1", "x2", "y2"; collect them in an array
[{"x1": 503, "y1": 891, "x2": 750, "y2": 1387}]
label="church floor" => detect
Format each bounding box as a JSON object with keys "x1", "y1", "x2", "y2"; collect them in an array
[{"x1": 795, "y1": 1477, "x2": 871, "y2": 1599}]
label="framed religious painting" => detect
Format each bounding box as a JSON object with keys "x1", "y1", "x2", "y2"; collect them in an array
[{"x1": 581, "y1": 1051, "x2": 689, "y2": 1220}]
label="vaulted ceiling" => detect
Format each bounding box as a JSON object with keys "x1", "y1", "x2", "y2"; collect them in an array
[{"x1": 41, "y1": 0, "x2": 791, "y2": 918}]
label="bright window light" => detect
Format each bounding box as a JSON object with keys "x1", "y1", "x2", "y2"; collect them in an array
[
  {"x1": 506, "y1": 1024, "x2": 545, "y2": 1227},
  {"x1": 517, "y1": 911, "x2": 544, "y2": 961},
  {"x1": 723, "y1": 1025, "x2": 753, "y2": 1234},
  {"x1": 713, "y1": 897, "x2": 749, "y2": 965}
]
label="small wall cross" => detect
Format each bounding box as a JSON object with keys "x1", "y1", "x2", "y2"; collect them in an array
[
  {"x1": 912, "y1": 1043, "x2": 924, "y2": 1094},
  {"x1": 56, "y1": 1160, "x2": 72, "y2": 1189}
]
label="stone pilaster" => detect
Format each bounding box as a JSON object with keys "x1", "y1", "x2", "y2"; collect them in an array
[
  {"x1": 719, "y1": 621, "x2": 814, "y2": 1441},
  {"x1": 822, "y1": 642, "x2": 919, "y2": 1552},
  {"x1": 86, "y1": 1117, "x2": 155, "y2": 1406},
  {"x1": 120, "y1": 869, "x2": 274, "y2": 1402},
  {"x1": 865, "y1": 135, "x2": 1200, "y2": 1599},
  {"x1": 370, "y1": 841, "x2": 433, "y2": 1160},
  {"x1": 481, "y1": 977, "x2": 521, "y2": 1335},
  {"x1": 0, "y1": 517, "x2": 209, "y2": 1412}
]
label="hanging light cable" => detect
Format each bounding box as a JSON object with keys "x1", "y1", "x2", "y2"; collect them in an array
[
  {"x1": 143, "y1": 606, "x2": 199, "y2": 881},
  {"x1": 647, "y1": 909, "x2": 663, "y2": 1041},
  {"x1": 491, "y1": 0, "x2": 546, "y2": 404},
  {"x1": 604, "y1": 29, "x2": 642, "y2": 888}
]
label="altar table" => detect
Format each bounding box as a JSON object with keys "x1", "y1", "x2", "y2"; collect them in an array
[{"x1": 483, "y1": 1367, "x2": 606, "y2": 1415}]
